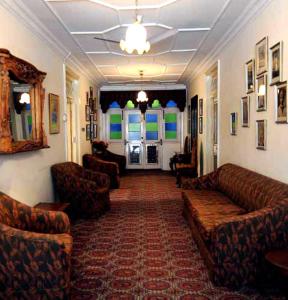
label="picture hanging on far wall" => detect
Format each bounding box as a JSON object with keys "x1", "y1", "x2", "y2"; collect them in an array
[
  {"x1": 269, "y1": 41, "x2": 283, "y2": 85},
  {"x1": 199, "y1": 99, "x2": 203, "y2": 116},
  {"x1": 86, "y1": 124, "x2": 91, "y2": 141},
  {"x1": 256, "y1": 120, "x2": 267, "y2": 150},
  {"x1": 93, "y1": 124, "x2": 97, "y2": 139},
  {"x1": 241, "y1": 96, "x2": 250, "y2": 127},
  {"x1": 275, "y1": 82, "x2": 287, "y2": 123},
  {"x1": 85, "y1": 105, "x2": 90, "y2": 122},
  {"x1": 93, "y1": 110, "x2": 98, "y2": 122},
  {"x1": 256, "y1": 74, "x2": 267, "y2": 111},
  {"x1": 48, "y1": 93, "x2": 60, "y2": 134},
  {"x1": 230, "y1": 112, "x2": 237, "y2": 135},
  {"x1": 255, "y1": 36, "x2": 268, "y2": 76},
  {"x1": 245, "y1": 59, "x2": 255, "y2": 93},
  {"x1": 199, "y1": 116, "x2": 203, "y2": 134}
]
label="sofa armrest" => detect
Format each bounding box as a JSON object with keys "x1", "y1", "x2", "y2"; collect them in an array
[
  {"x1": 210, "y1": 201, "x2": 288, "y2": 286},
  {"x1": 0, "y1": 223, "x2": 72, "y2": 293},
  {"x1": 82, "y1": 169, "x2": 110, "y2": 188},
  {"x1": 83, "y1": 155, "x2": 119, "y2": 176},
  {"x1": 181, "y1": 170, "x2": 219, "y2": 190}
]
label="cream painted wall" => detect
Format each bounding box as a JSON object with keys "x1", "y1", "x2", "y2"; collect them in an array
[
  {"x1": 0, "y1": 6, "x2": 95, "y2": 206},
  {"x1": 187, "y1": 0, "x2": 288, "y2": 183}
]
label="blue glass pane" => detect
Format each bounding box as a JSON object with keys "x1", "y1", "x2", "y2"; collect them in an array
[
  {"x1": 165, "y1": 123, "x2": 177, "y2": 131},
  {"x1": 26, "y1": 104, "x2": 31, "y2": 111},
  {"x1": 110, "y1": 123, "x2": 121, "y2": 132},
  {"x1": 146, "y1": 132, "x2": 158, "y2": 140},
  {"x1": 128, "y1": 114, "x2": 141, "y2": 123},
  {"x1": 166, "y1": 100, "x2": 177, "y2": 108},
  {"x1": 146, "y1": 114, "x2": 158, "y2": 123},
  {"x1": 109, "y1": 101, "x2": 120, "y2": 108},
  {"x1": 128, "y1": 132, "x2": 141, "y2": 140}
]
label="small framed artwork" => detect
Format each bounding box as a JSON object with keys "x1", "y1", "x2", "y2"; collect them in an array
[
  {"x1": 245, "y1": 59, "x2": 255, "y2": 93},
  {"x1": 92, "y1": 98, "x2": 97, "y2": 113},
  {"x1": 86, "y1": 91, "x2": 89, "y2": 104},
  {"x1": 93, "y1": 110, "x2": 98, "y2": 122},
  {"x1": 199, "y1": 99, "x2": 203, "y2": 116},
  {"x1": 256, "y1": 74, "x2": 267, "y2": 111},
  {"x1": 230, "y1": 112, "x2": 237, "y2": 135},
  {"x1": 48, "y1": 93, "x2": 60, "y2": 134},
  {"x1": 93, "y1": 124, "x2": 97, "y2": 139},
  {"x1": 256, "y1": 37, "x2": 268, "y2": 76},
  {"x1": 86, "y1": 124, "x2": 91, "y2": 141},
  {"x1": 85, "y1": 105, "x2": 90, "y2": 122},
  {"x1": 269, "y1": 41, "x2": 283, "y2": 85},
  {"x1": 199, "y1": 117, "x2": 203, "y2": 134},
  {"x1": 187, "y1": 104, "x2": 191, "y2": 134},
  {"x1": 241, "y1": 96, "x2": 250, "y2": 127},
  {"x1": 275, "y1": 82, "x2": 287, "y2": 123},
  {"x1": 256, "y1": 120, "x2": 267, "y2": 150}
]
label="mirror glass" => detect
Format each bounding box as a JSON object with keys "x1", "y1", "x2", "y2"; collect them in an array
[{"x1": 9, "y1": 79, "x2": 33, "y2": 141}]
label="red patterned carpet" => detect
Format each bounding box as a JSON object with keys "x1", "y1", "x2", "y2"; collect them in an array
[{"x1": 71, "y1": 172, "x2": 284, "y2": 299}]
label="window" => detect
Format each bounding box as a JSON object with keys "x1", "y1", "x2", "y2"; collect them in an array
[
  {"x1": 151, "y1": 99, "x2": 161, "y2": 109},
  {"x1": 126, "y1": 100, "x2": 135, "y2": 109},
  {"x1": 166, "y1": 100, "x2": 177, "y2": 108},
  {"x1": 128, "y1": 113, "x2": 141, "y2": 140},
  {"x1": 110, "y1": 113, "x2": 122, "y2": 139},
  {"x1": 146, "y1": 113, "x2": 158, "y2": 140},
  {"x1": 109, "y1": 101, "x2": 120, "y2": 109},
  {"x1": 164, "y1": 112, "x2": 177, "y2": 140}
]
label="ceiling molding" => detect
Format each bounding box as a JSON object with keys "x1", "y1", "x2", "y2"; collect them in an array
[
  {"x1": 100, "y1": 83, "x2": 186, "y2": 91},
  {"x1": 184, "y1": 0, "x2": 273, "y2": 84},
  {"x1": 0, "y1": 0, "x2": 100, "y2": 86},
  {"x1": 86, "y1": 49, "x2": 197, "y2": 56},
  {"x1": 45, "y1": 0, "x2": 179, "y2": 10}
]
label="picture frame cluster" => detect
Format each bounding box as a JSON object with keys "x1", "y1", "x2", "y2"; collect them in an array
[
  {"x1": 238, "y1": 36, "x2": 287, "y2": 150},
  {"x1": 85, "y1": 86, "x2": 98, "y2": 141}
]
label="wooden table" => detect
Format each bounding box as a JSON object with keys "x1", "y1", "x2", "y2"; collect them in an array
[{"x1": 34, "y1": 202, "x2": 70, "y2": 213}]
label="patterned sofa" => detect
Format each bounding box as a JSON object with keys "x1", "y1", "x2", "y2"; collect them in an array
[
  {"x1": 51, "y1": 162, "x2": 110, "y2": 218},
  {"x1": 0, "y1": 191, "x2": 72, "y2": 298},
  {"x1": 83, "y1": 154, "x2": 120, "y2": 189},
  {"x1": 182, "y1": 163, "x2": 288, "y2": 287}
]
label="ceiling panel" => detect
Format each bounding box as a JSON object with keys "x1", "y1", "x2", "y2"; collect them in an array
[
  {"x1": 118, "y1": 8, "x2": 160, "y2": 25},
  {"x1": 50, "y1": 1, "x2": 119, "y2": 31},
  {"x1": 74, "y1": 35, "x2": 108, "y2": 52},
  {"x1": 97, "y1": 66, "x2": 120, "y2": 75},
  {"x1": 165, "y1": 64, "x2": 186, "y2": 74},
  {"x1": 89, "y1": 53, "x2": 130, "y2": 65},
  {"x1": 172, "y1": 31, "x2": 206, "y2": 50},
  {"x1": 154, "y1": 52, "x2": 193, "y2": 64}
]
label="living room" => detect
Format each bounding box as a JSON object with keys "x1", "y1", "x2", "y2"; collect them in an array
[{"x1": 0, "y1": 0, "x2": 287, "y2": 299}]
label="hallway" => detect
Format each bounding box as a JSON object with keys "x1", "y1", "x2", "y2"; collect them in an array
[{"x1": 70, "y1": 173, "x2": 283, "y2": 299}]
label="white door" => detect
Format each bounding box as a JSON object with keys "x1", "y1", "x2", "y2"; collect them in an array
[{"x1": 125, "y1": 110, "x2": 162, "y2": 169}]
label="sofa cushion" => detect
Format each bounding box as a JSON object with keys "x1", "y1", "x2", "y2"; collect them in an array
[
  {"x1": 217, "y1": 164, "x2": 288, "y2": 212},
  {"x1": 183, "y1": 190, "x2": 246, "y2": 244}
]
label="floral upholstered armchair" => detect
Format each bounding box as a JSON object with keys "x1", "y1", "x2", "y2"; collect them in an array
[
  {"x1": 0, "y1": 191, "x2": 72, "y2": 299},
  {"x1": 83, "y1": 154, "x2": 120, "y2": 189},
  {"x1": 51, "y1": 162, "x2": 111, "y2": 218},
  {"x1": 92, "y1": 141, "x2": 126, "y2": 175}
]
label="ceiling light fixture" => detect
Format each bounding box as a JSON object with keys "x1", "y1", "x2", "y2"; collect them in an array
[
  {"x1": 120, "y1": 0, "x2": 150, "y2": 55},
  {"x1": 19, "y1": 93, "x2": 30, "y2": 104},
  {"x1": 137, "y1": 70, "x2": 148, "y2": 103}
]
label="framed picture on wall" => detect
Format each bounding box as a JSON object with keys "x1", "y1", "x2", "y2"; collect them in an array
[
  {"x1": 256, "y1": 37, "x2": 268, "y2": 76},
  {"x1": 93, "y1": 124, "x2": 97, "y2": 139},
  {"x1": 85, "y1": 105, "x2": 90, "y2": 122},
  {"x1": 256, "y1": 74, "x2": 267, "y2": 111},
  {"x1": 199, "y1": 99, "x2": 203, "y2": 116},
  {"x1": 199, "y1": 116, "x2": 203, "y2": 134},
  {"x1": 86, "y1": 124, "x2": 91, "y2": 141},
  {"x1": 269, "y1": 41, "x2": 283, "y2": 85},
  {"x1": 187, "y1": 104, "x2": 191, "y2": 134},
  {"x1": 230, "y1": 112, "x2": 237, "y2": 135},
  {"x1": 245, "y1": 59, "x2": 255, "y2": 93},
  {"x1": 48, "y1": 93, "x2": 60, "y2": 134},
  {"x1": 275, "y1": 82, "x2": 287, "y2": 123},
  {"x1": 241, "y1": 96, "x2": 250, "y2": 127},
  {"x1": 93, "y1": 110, "x2": 98, "y2": 122},
  {"x1": 256, "y1": 120, "x2": 267, "y2": 150}
]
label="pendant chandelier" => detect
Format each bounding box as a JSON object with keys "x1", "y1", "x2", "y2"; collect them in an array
[
  {"x1": 136, "y1": 70, "x2": 148, "y2": 103},
  {"x1": 120, "y1": 1, "x2": 150, "y2": 55}
]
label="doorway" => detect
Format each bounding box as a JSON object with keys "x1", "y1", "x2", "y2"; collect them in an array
[{"x1": 124, "y1": 110, "x2": 162, "y2": 169}]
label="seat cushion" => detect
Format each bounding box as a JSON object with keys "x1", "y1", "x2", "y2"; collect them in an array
[{"x1": 183, "y1": 190, "x2": 246, "y2": 245}]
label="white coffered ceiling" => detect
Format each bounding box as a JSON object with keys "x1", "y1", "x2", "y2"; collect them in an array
[{"x1": 1, "y1": 0, "x2": 268, "y2": 87}]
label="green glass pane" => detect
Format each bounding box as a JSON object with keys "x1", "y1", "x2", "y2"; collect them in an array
[
  {"x1": 110, "y1": 131, "x2": 122, "y2": 139},
  {"x1": 126, "y1": 100, "x2": 135, "y2": 109},
  {"x1": 151, "y1": 99, "x2": 161, "y2": 108},
  {"x1": 165, "y1": 131, "x2": 177, "y2": 139},
  {"x1": 110, "y1": 114, "x2": 121, "y2": 124},
  {"x1": 27, "y1": 115, "x2": 32, "y2": 125},
  {"x1": 146, "y1": 123, "x2": 158, "y2": 132},
  {"x1": 165, "y1": 113, "x2": 177, "y2": 123},
  {"x1": 129, "y1": 123, "x2": 141, "y2": 132}
]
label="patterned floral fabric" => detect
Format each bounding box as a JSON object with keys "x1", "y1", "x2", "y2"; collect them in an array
[
  {"x1": 0, "y1": 192, "x2": 72, "y2": 299},
  {"x1": 182, "y1": 163, "x2": 288, "y2": 287},
  {"x1": 83, "y1": 154, "x2": 120, "y2": 189},
  {"x1": 51, "y1": 162, "x2": 111, "y2": 218}
]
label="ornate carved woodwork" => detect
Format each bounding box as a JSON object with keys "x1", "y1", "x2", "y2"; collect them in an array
[{"x1": 0, "y1": 49, "x2": 49, "y2": 154}]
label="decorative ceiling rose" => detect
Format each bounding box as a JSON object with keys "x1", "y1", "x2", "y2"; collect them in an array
[{"x1": 120, "y1": 15, "x2": 150, "y2": 55}]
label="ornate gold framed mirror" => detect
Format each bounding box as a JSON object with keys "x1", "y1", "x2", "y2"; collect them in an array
[{"x1": 0, "y1": 49, "x2": 49, "y2": 154}]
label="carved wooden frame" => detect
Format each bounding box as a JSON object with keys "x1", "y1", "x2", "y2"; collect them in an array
[{"x1": 0, "y1": 49, "x2": 49, "y2": 154}]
